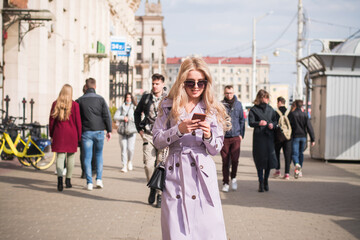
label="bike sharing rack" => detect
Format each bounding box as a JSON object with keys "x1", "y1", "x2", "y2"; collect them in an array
[{"x1": 2, "y1": 95, "x2": 49, "y2": 139}]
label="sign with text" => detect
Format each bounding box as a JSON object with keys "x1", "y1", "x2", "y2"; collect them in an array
[{"x1": 110, "y1": 36, "x2": 128, "y2": 56}]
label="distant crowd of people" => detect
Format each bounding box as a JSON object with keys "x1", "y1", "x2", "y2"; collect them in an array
[{"x1": 48, "y1": 56, "x2": 315, "y2": 239}]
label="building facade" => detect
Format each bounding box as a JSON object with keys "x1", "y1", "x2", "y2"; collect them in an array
[
  {"x1": 1, "y1": 0, "x2": 140, "y2": 125},
  {"x1": 134, "y1": 0, "x2": 167, "y2": 98},
  {"x1": 166, "y1": 56, "x2": 270, "y2": 106}
]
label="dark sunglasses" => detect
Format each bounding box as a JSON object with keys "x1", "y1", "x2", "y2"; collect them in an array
[{"x1": 184, "y1": 80, "x2": 207, "y2": 89}]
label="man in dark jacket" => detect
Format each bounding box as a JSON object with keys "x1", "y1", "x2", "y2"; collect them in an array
[
  {"x1": 134, "y1": 73, "x2": 166, "y2": 208},
  {"x1": 273, "y1": 97, "x2": 292, "y2": 180},
  {"x1": 77, "y1": 78, "x2": 112, "y2": 190},
  {"x1": 288, "y1": 99, "x2": 315, "y2": 179},
  {"x1": 220, "y1": 85, "x2": 245, "y2": 192}
]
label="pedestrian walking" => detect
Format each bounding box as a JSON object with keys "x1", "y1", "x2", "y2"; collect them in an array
[
  {"x1": 220, "y1": 85, "x2": 245, "y2": 192},
  {"x1": 152, "y1": 57, "x2": 229, "y2": 240},
  {"x1": 113, "y1": 93, "x2": 137, "y2": 172},
  {"x1": 77, "y1": 78, "x2": 112, "y2": 191},
  {"x1": 49, "y1": 84, "x2": 82, "y2": 191},
  {"x1": 288, "y1": 99, "x2": 315, "y2": 179},
  {"x1": 134, "y1": 73, "x2": 167, "y2": 208},
  {"x1": 248, "y1": 89, "x2": 277, "y2": 192},
  {"x1": 79, "y1": 84, "x2": 96, "y2": 179},
  {"x1": 273, "y1": 96, "x2": 292, "y2": 180}
]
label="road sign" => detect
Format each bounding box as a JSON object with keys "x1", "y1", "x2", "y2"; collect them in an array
[{"x1": 110, "y1": 36, "x2": 128, "y2": 56}]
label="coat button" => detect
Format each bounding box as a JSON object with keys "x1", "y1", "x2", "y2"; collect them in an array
[
  {"x1": 192, "y1": 195, "x2": 196, "y2": 200},
  {"x1": 175, "y1": 163, "x2": 180, "y2": 167},
  {"x1": 192, "y1": 131, "x2": 196, "y2": 136},
  {"x1": 167, "y1": 137, "x2": 170, "y2": 142},
  {"x1": 199, "y1": 165, "x2": 203, "y2": 169},
  {"x1": 191, "y1": 162, "x2": 195, "y2": 167},
  {"x1": 168, "y1": 166, "x2": 173, "y2": 171},
  {"x1": 176, "y1": 195, "x2": 180, "y2": 199}
]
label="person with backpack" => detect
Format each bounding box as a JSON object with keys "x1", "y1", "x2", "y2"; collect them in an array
[
  {"x1": 288, "y1": 100, "x2": 315, "y2": 179},
  {"x1": 134, "y1": 73, "x2": 167, "y2": 208},
  {"x1": 273, "y1": 97, "x2": 292, "y2": 180}
]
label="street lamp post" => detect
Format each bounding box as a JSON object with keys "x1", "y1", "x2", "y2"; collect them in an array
[
  {"x1": 125, "y1": 44, "x2": 132, "y2": 94},
  {"x1": 252, "y1": 11, "x2": 273, "y2": 102}
]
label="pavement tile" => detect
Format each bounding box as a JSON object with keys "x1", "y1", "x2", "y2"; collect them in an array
[{"x1": 1, "y1": 128, "x2": 360, "y2": 240}]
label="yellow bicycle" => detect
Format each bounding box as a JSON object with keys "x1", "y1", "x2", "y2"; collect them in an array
[{"x1": 0, "y1": 124, "x2": 56, "y2": 170}]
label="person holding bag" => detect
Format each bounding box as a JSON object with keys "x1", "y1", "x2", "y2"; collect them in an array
[
  {"x1": 114, "y1": 93, "x2": 137, "y2": 172},
  {"x1": 152, "y1": 57, "x2": 229, "y2": 240}
]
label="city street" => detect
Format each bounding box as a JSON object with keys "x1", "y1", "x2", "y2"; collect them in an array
[{"x1": 0, "y1": 128, "x2": 359, "y2": 240}]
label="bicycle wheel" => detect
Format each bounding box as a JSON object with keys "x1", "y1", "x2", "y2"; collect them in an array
[
  {"x1": 18, "y1": 157, "x2": 32, "y2": 167},
  {"x1": 30, "y1": 152, "x2": 56, "y2": 170}
]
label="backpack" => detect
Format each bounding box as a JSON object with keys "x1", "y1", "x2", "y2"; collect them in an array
[{"x1": 275, "y1": 109, "x2": 292, "y2": 142}]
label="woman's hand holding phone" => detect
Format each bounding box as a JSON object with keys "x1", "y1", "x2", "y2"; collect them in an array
[{"x1": 178, "y1": 119, "x2": 201, "y2": 134}]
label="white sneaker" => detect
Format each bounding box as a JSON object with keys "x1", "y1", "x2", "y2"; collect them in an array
[
  {"x1": 128, "y1": 161, "x2": 133, "y2": 171},
  {"x1": 96, "y1": 179, "x2": 103, "y2": 189},
  {"x1": 231, "y1": 178, "x2": 238, "y2": 190},
  {"x1": 222, "y1": 184, "x2": 229, "y2": 192},
  {"x1": 87, "y1": 183, "x2": 93, "y2": 191},
  {"x1": 121, "y1": 166, "x2": 128, "y2": 173}
]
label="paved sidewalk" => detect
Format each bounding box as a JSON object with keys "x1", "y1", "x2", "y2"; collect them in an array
[{"x1": 0, "y1": 129, "x2": 359, "y2": 240}]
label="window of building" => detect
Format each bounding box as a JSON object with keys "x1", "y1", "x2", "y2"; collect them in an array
[
  {"x1": 151, "y1": 53, "x2": 155, "y2": 60},
  {"x1": 230, "y1": 77, "x2": 233, "y2": 82},
  {"x1": 238, "y1": 94, "x2": 241, "y2": 99},
  {"x1": 214, "y1": 69, "x2": 217, "y2": 73},
  {"x1": 176, "y1": 68, "x2": 179, "y2": 73},
  {"x1": 264, "y1": 78, "x2": 266, "y2": 83},
  {"x1": 135, "y1": 66, "x2": 142, "y2": 75},
  {"x1": 169, "y1": 77, "x2": 172, "y2": 82},
  {"x1": 246, "y1": 68, "x2": 249, "y2": 73},
  {"x1": 222, "y1": 77, "x2": 225, "y2": 82},
  {"x1": 137, "y1": 38, "x2": 142, "y2": 46},
  {"x1": 264, "y1": 86, "x2": 267, "y2": 90},
  {"x1": 151, "y1": 27, "x2": 154, "y2": 32},
  {"x1": 246, "y1": 94, "x2": 249, "y2": 99},
  {"x1": 222, "y1": 68, "x2": 225, "y2": 73},
  {"x1": 238, "y1": 69, "x2": 241, "y2": 73},
  {"x1": 246, "y1": 77, "x2": 249, "y2": 83},
  {"x1": 238, "y1": 77, "x2": 241, "y2": 82},
  {"x1": 136, "y1": 81, "x2": 142, "y2": 89},
  {"x1": 246, "y1": 85, "x2": 249, "y2": 92},
  {"x1": 152, "y1": 39, "x2": 155, "y2": 46},
  {"x1": 230, "y1": 68, "x2": 233, "y2": 73},
  {"x1": 238, "y1": 85, "x2": 241, "y2": 92},
  {"x1": 169, "y1": 69, "x2": 172, "y2": 73},
  {"x1": 137, "y1": 53, "x2": 142, "y2": 61}
]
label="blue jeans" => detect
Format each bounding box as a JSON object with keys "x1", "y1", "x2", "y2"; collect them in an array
[
  {"x1": 292, "y1": 137, "x2": 307, "y2": 167},
  {"x1": 82, "y1": 131, "x2": 105, "y2": 184}
]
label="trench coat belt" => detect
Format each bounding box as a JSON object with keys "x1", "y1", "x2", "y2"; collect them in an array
[{"x1": 169, "y1": 146, "x2": 215, "y2": 235}]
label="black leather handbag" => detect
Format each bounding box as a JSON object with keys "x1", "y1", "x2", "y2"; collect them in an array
[{"x1": 147, "y1": 161, "x2": 166, "y2": 191}]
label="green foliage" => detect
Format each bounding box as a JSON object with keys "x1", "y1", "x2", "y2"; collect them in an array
[{"x1": 110, "y1": 106, "x2": 118, "y2": 120}]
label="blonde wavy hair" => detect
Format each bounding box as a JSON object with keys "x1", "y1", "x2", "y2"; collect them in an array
[
  {"x1": 51, "y1": 84, "x2": 73, "y2": 121},
  {"x1": 166, "y1": 57, "x2": 231, "y2": 131}
]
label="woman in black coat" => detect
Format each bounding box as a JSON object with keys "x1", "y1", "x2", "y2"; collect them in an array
[{"x1": 248, "y1": 90, "x2": 278, "y2": 192}]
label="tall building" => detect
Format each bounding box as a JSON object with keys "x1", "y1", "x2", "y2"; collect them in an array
[
  {"x1": 1, "y1": 0, "x2": 140, "y2": 124},
  {"x1": 166, "y1": 56, "x2": 270, "y2": 106},
  {"x1": 134, "y1": 0, "x2": 167, "y2": 98}
]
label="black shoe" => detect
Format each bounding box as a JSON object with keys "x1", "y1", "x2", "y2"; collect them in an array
[
  {"x1": 155, "y1": 194, "x2": 162, "y2": 208},
  {"x1": 258, "y1": 180, "x2": 264, "y2": 192},
  {"x1": 264, "y1": 179, "x2": 269, "y2": 192},
  {"x1": 65, "y1": 178, "x2": 72, "y2": 188},
  {"x1": 57, "y1": 177, "x2": 63, "y2": 192},
  {"x1": 148, "y1": 188, "x2": 156, "y2": 204},
  {"x1": 81, "y1": 172, "x2": 85, "y2": 179}
]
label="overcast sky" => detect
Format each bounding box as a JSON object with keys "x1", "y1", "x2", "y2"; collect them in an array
[{"x1": 136, "y1": 0, "x2": 360, "y2": 91}]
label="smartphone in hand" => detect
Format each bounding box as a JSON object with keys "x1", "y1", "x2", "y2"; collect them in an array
[{"x1": 191, "y1": 113, "x2": 206, "y2": 121}]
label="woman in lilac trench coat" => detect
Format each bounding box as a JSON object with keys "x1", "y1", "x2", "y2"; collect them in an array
[{"x1": 153, "y1": 57, "x2": 230, "y2": 240}]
